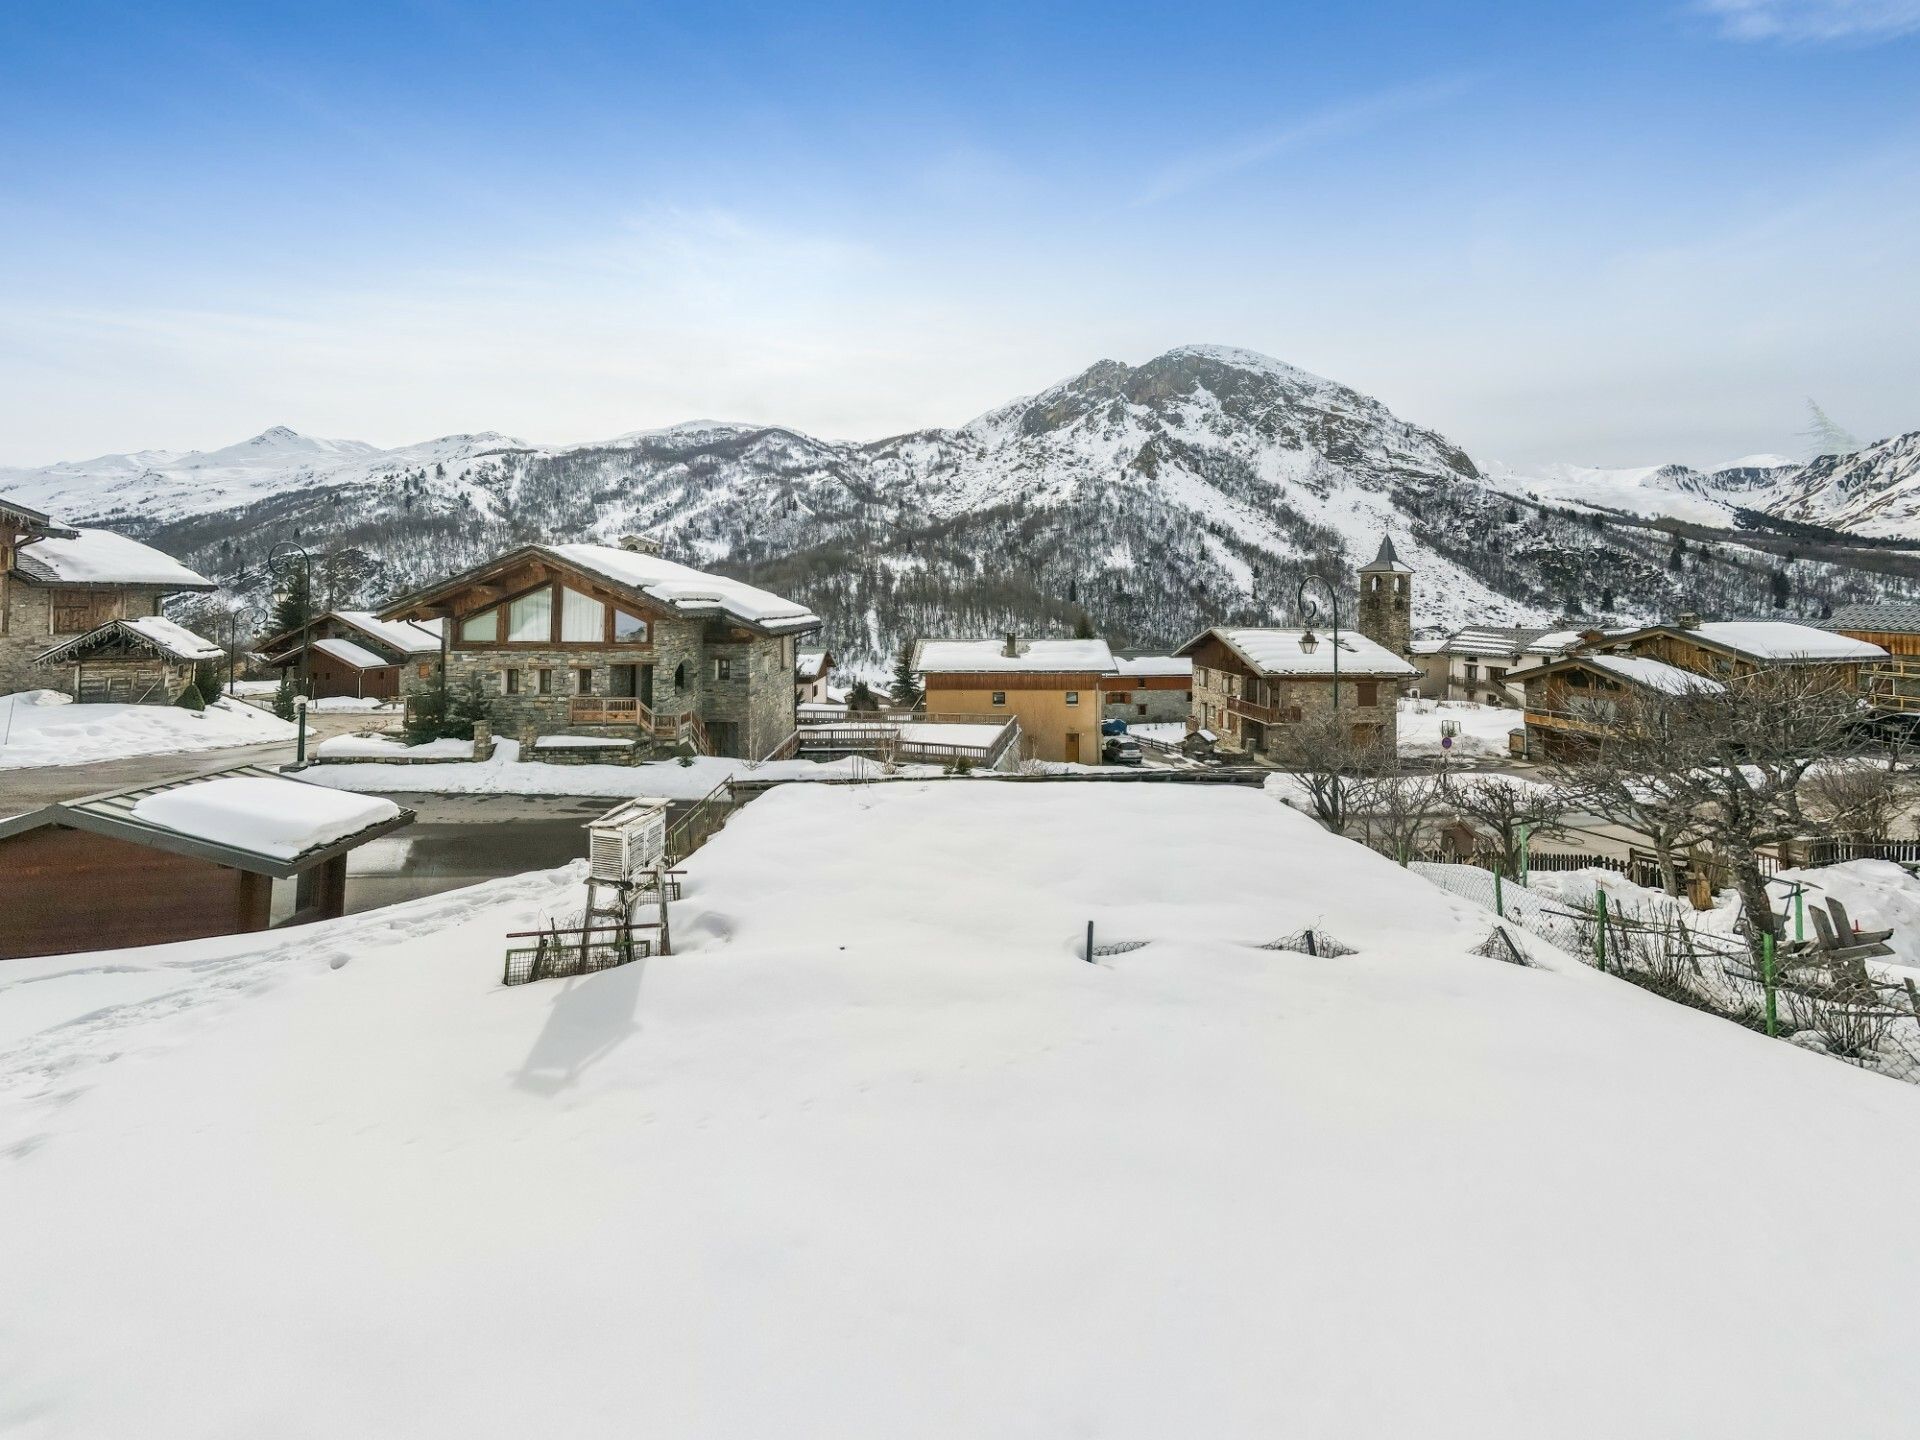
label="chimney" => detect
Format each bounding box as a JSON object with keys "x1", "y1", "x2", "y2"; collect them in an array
[
  {"x1": 1676, "y1": 612, "x2": 1701, "y2": 630},
  {"x1": 1002, "y1": 630, "x2": 1019, "y2": 658},
  {"x1": 619, "y1": 533, "x2": 663, "y2": 556}
]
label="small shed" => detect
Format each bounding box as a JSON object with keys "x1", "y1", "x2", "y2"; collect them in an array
[
  {"x1": 35, "y1": 615, "x2": 223, "y2": 704},
  {"x1": 0, "y1": 767, "x2": 414, "y2": 960}
]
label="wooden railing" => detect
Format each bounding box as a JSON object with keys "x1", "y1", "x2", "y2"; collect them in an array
[
  {"x1": 571, "y1": 696, "x2": 650, "y2": 725},
  {"x1": 666, "y1": 777, "x2": 735, "y2": 863}
]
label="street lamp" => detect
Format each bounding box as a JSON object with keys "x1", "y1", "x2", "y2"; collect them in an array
[{"x1": 1296, "y1": 574, "x2": 1341, "y2": 711}]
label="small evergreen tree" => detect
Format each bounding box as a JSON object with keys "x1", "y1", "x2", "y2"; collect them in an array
[
  {"x1": 193, "y1": 658, "x2": 222, "y2": 702},
  {"x1": 443, "y1": 675, "x2": 492, "y2": 741},
  {"x1": 846, "y1": 679, "x2": 879, "y2": 713},
  {"x1": 403, "y1": 682, "x2": 446, "y2": 742},
  {"x1": 268, "y1": 565, "x2": 314, "y2": 640},
  {"x1": 272, "y1": 672, "x2": 296, "y2": 720},
  {"x1": 889, "y1": 642, "x2": 921, "y2": 710},
  {"x1": 174, "y1": 681, "x2": 206, "y2": 712},
  {"x1": 1072, "y1": 611, "x2": 1096, "y2": 640},
  {"x1": 1770, "y1": 569, "x2": 1791, "y2": 609}
]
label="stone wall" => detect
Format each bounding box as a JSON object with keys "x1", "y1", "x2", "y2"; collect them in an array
[
  {"x1": 0, "y1": 584, "x2": 168, "y2": 695},
  {"x1": 1192, "y1": 665, "x2": 1402, "y2": 756}
]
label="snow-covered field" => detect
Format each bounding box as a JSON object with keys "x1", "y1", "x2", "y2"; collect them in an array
[
  {"x1": 5, "y1": 783, "x2": 1920, "y2": 1436},
  {"x1": 1397, "y1": 697, "x2": 1522, "y2": 759},
  {"x1": 0, "y1": 689, "x2": 295, "y2": 770},
  {"x1": 305, "y1": 736, "x2": 940, "y2": 798}
]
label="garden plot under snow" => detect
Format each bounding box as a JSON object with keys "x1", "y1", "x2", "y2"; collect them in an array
[
  {"x1": 0, "y1": 689, "x2": 294, "y2": 769},
  {"x1": 5, "y1": 783, "x2": 1920, "y2": 1437}
]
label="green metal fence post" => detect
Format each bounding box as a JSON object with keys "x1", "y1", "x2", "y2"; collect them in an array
[
  {"x1": 1518, "y1": 824, "x2": 1532, "y2": 887},
  {"x1": 1495, "y1": 871, "x2": 1504, "y2": 919},
  {"x1": 1594, "y1": 891, "x2": 1609, "y2": 973},
  {"x1": 1793, "y1": 886, "x2": 1805, "y2": 945},
  {"x1": 1762, "y1": 931, "x2": 1778, "y2": 1038}
]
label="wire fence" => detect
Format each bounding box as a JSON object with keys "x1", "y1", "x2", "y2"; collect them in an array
[{"x1": 1412, "y1": 862, "x2": 1920, "y2": 1084}]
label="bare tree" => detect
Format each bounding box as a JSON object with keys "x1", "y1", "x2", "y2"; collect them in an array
[
  {"x1": 1364, "y1": 767, "x2": 1450, "y2": 865},
  {"x1": 1443, "y1": 773, "x2": 1569, "y2": 878},
  {"x1": 1270, "y1": 707, "x2": 1393, "y2": 835},
  {"x1": 1551, "y1": 703, "x2": 1716, "y2": 895},
  {"x1": 1802, "y1": 757, "x2": 1907, "y2": 841},
  {"x1": 1572, "y1": 667, "x2": 1873, "y2": 962}
]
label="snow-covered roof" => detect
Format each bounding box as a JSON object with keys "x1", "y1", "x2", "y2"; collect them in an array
[
  {"x1": 35, "y1": 615, "x2": 223, "y2": 666},
  {"x1": 129, "y1": 776, "x2": 403, "y2": 863},
  {"x1": 1584, "y1": 655, "x2": 1725, "y2": 696},
  {"x1": 795, "y1": 648, "x2": 832, "y2": 680},
  {"x1": 12, "y1": 528, "x2": 213, "y2": 589},
  {"x1": 1528, "y1": 629, "x2": 1596, "y2": 654},
  {"x1": 1442, "y1": 626, "x2": 1552, "y2": 658},
  {"x1": 335, "y1": 611, "x2": 443, "y2": 655},
  {"x1": 1180, "y1": 627, "x2": 1420, "y2": 679},
  {"x1": 1675, "y1": 621, "x2": 1886, "y2": 663},
  {"x1": 1111, "y1": 654, "x2": 1192, "y2": 678},
  {"x1": 546, "y1": 544, "x2": 820, "y2": 632},
  {"x1": 913, "y1": 637, "x2": 1118, "y2": 675},
  {"x1": 313, "y1": 636, "x2": 392, "y2": 671},
  {"x1": 0, "y1": 764, "x2": 412, "y2": 877}
]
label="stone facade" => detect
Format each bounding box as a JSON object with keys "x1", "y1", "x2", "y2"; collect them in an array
[
  {"x1": 1102, "y1": 678, "x2": 1191, "y2": 724},
  {"x1": 1191, "y1": 662, "x2": 1402, "y2": 756},
  {"x1": 439, "y1": 616, "x2": 798, "y2": 760},
  {"x1": 0, "y1": 582, "x2": 168, "y2": 695},
  {"x1": 1357, "y1": 563, "x2": 1412, "y2": 658}
]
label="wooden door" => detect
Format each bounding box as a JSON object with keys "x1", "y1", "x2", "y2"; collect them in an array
[
  {"x1": 1064, "y1": 731, "x2": 1080, "y2": 763},
  {"x1": 610, "y1": 664, "x2": 637, "y2": 698},
  {"x1": 641, "y1": 663, "x2": 655, "y2": 708}
]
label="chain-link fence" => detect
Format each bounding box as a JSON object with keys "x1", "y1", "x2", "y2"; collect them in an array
[{"x1": 1414, "y1": 862, "x2": 1920, "y2": 1084}]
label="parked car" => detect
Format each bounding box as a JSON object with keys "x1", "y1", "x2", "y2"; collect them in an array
[
  {"x1": 1101, "y1": 717, "x2": 1130, "y2": 736},
  {"x1": 1102, "y1": 735, "x2": 1143, "y2": 766}
]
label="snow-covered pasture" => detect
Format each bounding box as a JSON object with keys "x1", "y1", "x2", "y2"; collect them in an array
[
  {"x1": 1396, "y1": 697, "x2": 1522, "y2": 759},
  {"x1": 5, "y1": 783, "x2": 1920, "y2": 1437},
  {"x1": 0, "y1": 688, "x2": 295, "y2": 769}
]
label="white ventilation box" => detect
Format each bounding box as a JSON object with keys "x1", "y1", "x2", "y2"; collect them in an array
[{"x1": 586, "y1": 796, "x2": 671, "y2": 881}]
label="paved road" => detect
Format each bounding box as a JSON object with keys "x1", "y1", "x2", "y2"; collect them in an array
[{"x1": 0, "y1": 713, "x2": 380, "y2": 810}]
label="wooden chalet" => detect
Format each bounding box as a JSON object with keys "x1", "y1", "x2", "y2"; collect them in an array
[
  {"x1": 1821, "y1": 603, "x2": 1920, "y2": 716},
  {"x1": 260, "y1": 610, "x2": 445, "y2": 701},
  {"x1": 1507, "y1": 617, "x2": 1887, "y2": 759},
  {"x1": 0, "y1": 768, "x2": 412, "y2": 960},
  {"x1": 35, "y1": 615, "x2": 224, "y2": 704},
  {"x1": 380, "y1": 538, "x2": 820, "y2": 759}
]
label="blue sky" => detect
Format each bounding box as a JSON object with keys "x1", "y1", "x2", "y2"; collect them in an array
[{"x1": 1, "y1": 0, "x2": 1916, "y2": 469}]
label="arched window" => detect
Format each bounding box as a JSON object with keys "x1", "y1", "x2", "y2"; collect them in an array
[{"x1": 674, "y1": 661, "x2": 686, "y2": 691}]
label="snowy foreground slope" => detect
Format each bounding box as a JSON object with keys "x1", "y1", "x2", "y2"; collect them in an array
[{"x1": 5, "y1": 784, "x2": 1920, "y2": 1437}]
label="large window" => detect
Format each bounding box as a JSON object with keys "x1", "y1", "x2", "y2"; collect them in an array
[
  {"x1": 614, "y1": 609, "x2": 649, "y2": 643},
  {"x1": 561, "y1": 588, "x2": 605, "y2": 642},
  {"x1": 508, "y1": 589, "x2": 552, "y2": 643},
  {"x1": 460, "y1": 608, "x2": 498, "y2": 643}
]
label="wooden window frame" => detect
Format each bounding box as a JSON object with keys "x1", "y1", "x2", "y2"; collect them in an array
[
  {"x1": 504, "y1": 667, "x2": 521, "y2": 695},
  {"x1": 452, "y1": 577, "x2": 661, "y2": 651}
]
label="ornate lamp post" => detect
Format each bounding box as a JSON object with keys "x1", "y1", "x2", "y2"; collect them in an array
[{"x1": 1295, "y1": 574, "x2": 1341, "y2": 711}]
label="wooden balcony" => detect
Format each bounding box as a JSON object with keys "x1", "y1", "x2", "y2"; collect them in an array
[{"x1": 571, "y1": 696, "x2": 648, "y2": 726}]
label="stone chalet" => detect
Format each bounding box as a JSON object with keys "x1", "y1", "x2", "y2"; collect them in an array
[
  {"x1": 1, "y1": 496, "x2": 215, "y2": 695},
  {"x1": 1176, "y1": 626, "x2": 1420, "y2": 757},
  {"x1": 380, "y1": 540, "x2": 821, "y2": 759}
]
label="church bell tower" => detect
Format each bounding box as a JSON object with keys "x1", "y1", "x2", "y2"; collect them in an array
[{"x1": 1356, "y1": 534, "x2": 1413, "y2": 657}]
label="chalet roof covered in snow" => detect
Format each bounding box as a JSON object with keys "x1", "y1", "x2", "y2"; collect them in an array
[
  {"x1": 382, "y1": 543, "x2": 820, "y2": 636},
  {"x1": 0, "y1": 765, "x2": 411, "y2": 877},
  {"x1": 1506, "y1": 652, "x2": 1725, "y2": 696},
  {"x1": 313, "y1": 636, "x2": 392, "y2": 671},
  {"x1": 1626, "y1": 620, "x2": 1888, "y2": 663},
  {"x1": 335, "y1": 611, "x2": 443, "y2": 655},
  {"x1": 1178, "y1": 626, "x2": 1420, "y2": 679},
  {"x1": 35, "y1": 615, "x2": 224, "y2": 666},
  {"x1": 11, "y1": 528, "x2": 214, "y2": 589},
  {"x1": 795, "y1": 648, "x2": 832, "y2": 681},
  {"x1": 1439, "y1": 625, "x2": 1555, "y2": 658},
  {"x1": 913, "y1": 637, "x2": 1118, "y2": 675},
  {"x1": 1111, "y1": 654, "x2": 1192, "y2": 679}
]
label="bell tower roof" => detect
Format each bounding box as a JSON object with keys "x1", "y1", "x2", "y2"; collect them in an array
[{"x1": 1359, "y1": 533, "x2": 1412, "y2": 574}]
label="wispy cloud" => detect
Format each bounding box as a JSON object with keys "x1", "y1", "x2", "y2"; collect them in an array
[
  {"x1": 1132, "y1": 75, "x2": 1478, "y2": 207},
  {"x1": 1698, "y1": 0, "x2": 1920, "y2": 42}
]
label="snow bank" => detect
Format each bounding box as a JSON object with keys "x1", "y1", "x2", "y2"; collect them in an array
[
  {"x1": 1396, "y1": 698, "x2": 1521, "y2": 758},
  {"x1": 6, "y1": 785, "x2": 1920, "y2": 1436},
  {"x1": 314, "y1": 734, "x2": 474, "y2": 760},
  {"x1": 0, "y1": 691, "x2": 295, "y2": 770},
  {"x1": 130, "y1": 776, "x2": 401, "y2": 860}
]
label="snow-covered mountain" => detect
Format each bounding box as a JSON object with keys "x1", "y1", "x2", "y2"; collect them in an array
[
  {"x1": 1480, "y1": 455, "x2": 1798, "y2": 529},
  {"x1": 1766, "y1": 432, "x2": 1920, "y2": 539},
  {"x1": 4, "y1": 346, "x2": 1910, "y2": 661}
]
